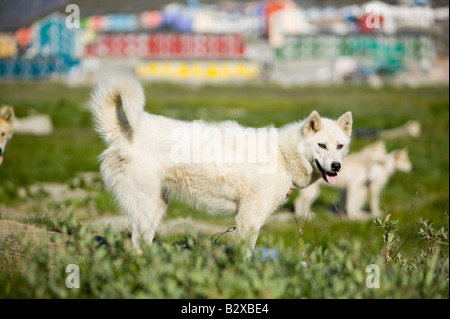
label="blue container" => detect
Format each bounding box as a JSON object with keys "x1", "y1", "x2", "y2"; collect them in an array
[
  {"x1": 255, "y1": 247, "x2": 279, "y2": 262},
  {"x1": 0, "y1": 57, "x2": 79, "y2": 79},
  {"x1": 107, "y1": 14, "x2": 138, "y2": 32}
]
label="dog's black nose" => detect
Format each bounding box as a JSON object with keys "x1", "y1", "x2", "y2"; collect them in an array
[{"x1": 331, "y1": 162, "x2": 341, "y2": 172}]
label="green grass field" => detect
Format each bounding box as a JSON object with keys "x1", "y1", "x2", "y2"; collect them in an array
[{"x1": 0, "y1": 81, "x2": 448, "y2": 299}]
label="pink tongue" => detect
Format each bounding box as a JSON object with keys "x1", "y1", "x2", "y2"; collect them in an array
[
  {"x1": 0, "y1": 155, "x2": 3, "y2": 166},
  {"x1": 326, "y1": 173, "x2": 338, "y2": 184}
]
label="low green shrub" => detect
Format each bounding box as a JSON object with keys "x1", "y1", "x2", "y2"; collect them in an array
[{"x1": 0, "y1": 213, "x2": 447, "y2": 299}]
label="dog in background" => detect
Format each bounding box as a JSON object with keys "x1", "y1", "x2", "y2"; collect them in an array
[
  {"x1": 366, "y1": 148, "x2": 412, "y2": 217},
  {"x1": 0, "y1": 106, "x2": 15, "y2": 166},
  {"x1": 295, "y1": 141, "x2": 412, "y2": 220}
]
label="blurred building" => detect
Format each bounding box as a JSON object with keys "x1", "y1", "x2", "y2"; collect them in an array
[{"x1": 0, "y1": 0, "x2": 448, "y2": 85}]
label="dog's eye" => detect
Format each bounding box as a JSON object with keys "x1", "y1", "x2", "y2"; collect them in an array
[
  {"x1": 337, "y1": 144, "x2": 344, "y2": 150},
  {"x1": 1, "y1": 132, "x2": 5, "y2": 137},
  {"x1": 318, "y1": 143, "x2": 327, "y2": 149}
]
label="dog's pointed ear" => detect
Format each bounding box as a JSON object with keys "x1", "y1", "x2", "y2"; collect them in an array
[
  {"x1": 303, "y1": 111, "x2": 322, "y2": 136},
  {"x1": 337, "y1": 111, "x2": 352, "y2": 137},
  {"x1": 372, "y1": 140, "x2": 386, "y2": 152},
  {"x1": 1, "y1": 106, "x2": 14, "y2": 122},
  {"x1": 395, "y1": 148, "x2": 408, "y2": 160}
]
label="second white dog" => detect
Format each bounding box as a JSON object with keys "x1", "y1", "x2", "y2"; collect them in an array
[{"x1": 295, "y1": 141, "x2": 412, "y2": 220}]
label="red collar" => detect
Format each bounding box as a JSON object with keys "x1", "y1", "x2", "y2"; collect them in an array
[{"x1": 286, "y1": 188, "x2": 293, "y2": 198}]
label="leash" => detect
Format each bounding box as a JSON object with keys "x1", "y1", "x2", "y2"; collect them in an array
[
  {"x1": 180, "y1": 226, "x2": 237, "y2": 248},
  {"x1": 180, "y1": 188, "x2": 293, "y2": 248},
  {"x1": 210, "y1": 226, "x2": 237, "y2": 239},
  {"x1": 179, "y1": 188, "x2": 292, "y2": 248}
]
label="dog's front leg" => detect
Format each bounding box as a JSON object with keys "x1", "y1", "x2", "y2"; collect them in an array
[
  {"x1": 235, "y1": 223, "x2": 261, "y2": 259},
  {"x1": 294, "y1": 183, "x2": 321, "y2": 218},
  {"x1": 235, "y1": 201, "x2": 274, "y2": 259}
]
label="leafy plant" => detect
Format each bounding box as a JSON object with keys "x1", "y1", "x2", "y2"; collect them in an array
[
  {"x1": 1, "y1": 212, "x2": 448, "y2": 299},
  {"x1": 374, "y1": 214, "x2": 400, "y2": 265},
  {"x1": 417, "y1": 217, "x2": 449, "y2": 258}
]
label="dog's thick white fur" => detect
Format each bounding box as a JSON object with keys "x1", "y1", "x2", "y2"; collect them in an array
[
  {"x1": 295, "y1": 141, "x2": 411, "y2": 219},
  {"x1": 0, "y1": 106, "x2": 15, "y2": 166},
  {"x1": 89, "y1": 74, "x2": 352, "y2": 256}
]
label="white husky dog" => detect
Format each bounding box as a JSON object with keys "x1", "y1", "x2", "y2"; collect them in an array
[{"x1": 89, "y1": 74, "x2": 352, "y2": 256}]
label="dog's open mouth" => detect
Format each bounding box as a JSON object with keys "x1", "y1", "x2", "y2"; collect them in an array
[
  {"x1": 0, "y1": 155, "x2": 3, "y2": 166},
  {"x1": 315, "y1": 160, "x2": 338, "y2": 184}
]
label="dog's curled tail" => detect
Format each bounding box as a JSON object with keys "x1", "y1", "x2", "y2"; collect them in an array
[{"x1": 89, "y1": 73, "x2": 145, "y2": 144}]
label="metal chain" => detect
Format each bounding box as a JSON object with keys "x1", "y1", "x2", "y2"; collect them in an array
[
  {"x1": 179, "y1": 226, "x2": 236, "y2": 248},
  {"x1": 210, "y1": 226, "x2": 237, "y2": 239}
]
